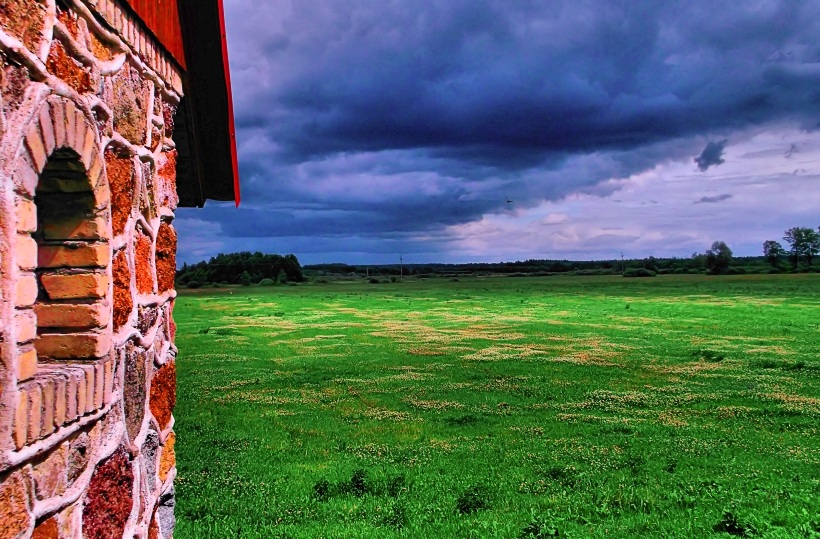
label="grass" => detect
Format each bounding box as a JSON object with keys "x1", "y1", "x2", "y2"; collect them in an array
[{"x1": 172, "y1": 274, "x2": 820, "y2": 538}]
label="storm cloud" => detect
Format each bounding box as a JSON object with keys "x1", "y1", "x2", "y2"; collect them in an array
[{"x1": 178, "y1": 1, "x2": 820, "y2": 263}]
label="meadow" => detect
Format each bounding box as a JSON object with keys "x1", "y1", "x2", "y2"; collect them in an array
[{"x1": 172, "y1": 274, "x2": 820, "y2": 538}]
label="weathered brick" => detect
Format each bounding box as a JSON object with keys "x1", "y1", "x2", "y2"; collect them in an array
[
  {"x1": 14, "y1": 390, "x2": 29, "y2": 450},
  {"x1": 38, "y1": 105, "x2": 56, "y2": 155},
  {"x1": 18, "y1": 347, "x2": 37, "y2": 381},
  {"x1": 65, "y1": 373, "x2": 78, "y2": 422},
  {"x1": 43, "y1": 212, "x2": 107, "y2": 241},
  {"x1": 35, "y1": 302, "x2": 110, "y2": 329},
  {"x1": 16, "y1": 234, "x2": 37, "y2": 270},
  {"x1": 74, "y1": 112, "x2": 86, "y2": 157},
  {"x1": 75, "y1": 370, "x2": 86, "y2": 417},
  {"x1": 54, "y1": 376, "x2": 67, "y2": 426},
  {"x1": 35, "y1": 332, "x2": 111, "y2": 360},
  {"x1": 94, "y1": 362, "x2": 104, "y2": 409},
  {"x1": 15, "y1": 309, "x2": 37, "y2": 343},
  {"x1": 105, "y1": 150, "x2": 136, "y2": 236},
  {"x1": 64, "y1": 101, "x2": 77, "y2": 148},
  {"x1": 39, "y1": 272, "x2": 109, "y2": 300},
  {"x1": 104, "y1": 359, "x2": 114, "y2": 405},
  {"x1": 41, "y1": 379, "x2": 55, "y2": 437},
  {"x1": 51, "y1": 99, "x2": 67, "y2": 149},
  {"x1": 81, "y1": 125, "x2": 96, "y2": 167},
  {"x1": 28, "y1": 384, "x2": 43, "y2": 443},
  {"x1": 16, "y1": 197, "x2": 37, "y2": 233},
  {"x1": 38, "y1": 243, "x2": 110, "y2": 268},
  {"x1": 46, "y1": 40, "x2": 93, "y2": 94},
  {"x1": 12, "y1": 154, "x2": 39, "y2": 197},
  {"x1": 16, "y1": 273, "x2": 38, "y2": 307},
  {"x1": 0, "y1": 469, "x2": 32, "y2": 539},
  {"x1": 25, "y1": 123, "x2": 47, "y2": 173},
  {"x1": 84, "y1": 365, "x2": 96, "y2": 413}
]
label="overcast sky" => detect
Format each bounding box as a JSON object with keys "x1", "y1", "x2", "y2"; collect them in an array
[{"x1": 176, "y1": 0, "x2": 820, "y2": 265}]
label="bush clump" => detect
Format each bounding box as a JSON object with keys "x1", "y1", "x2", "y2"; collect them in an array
[
  {"x1": 623, "y1": 268, "x2": 656, "y2": 278},
  {"x1": 258, "y1": 278, "x2": 276, "y2": 286},
  {"x1": 187, "y1": 281, "x2": 203, "y2": 289}
]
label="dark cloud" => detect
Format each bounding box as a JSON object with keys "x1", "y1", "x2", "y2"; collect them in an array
[
  {"x1": 694, "y1": 140, "x2": 728, "y2": 171},
  {"x1": 695, "y1": 194, "x2": 733, "y2": 204},
  {"x1": 178, "y1": 0, "x2": 820, "y2": 263}
]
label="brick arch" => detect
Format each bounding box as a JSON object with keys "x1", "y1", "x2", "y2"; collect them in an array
[{"x1": 6, "y1": 95, "x2": 115, "y2": 452}]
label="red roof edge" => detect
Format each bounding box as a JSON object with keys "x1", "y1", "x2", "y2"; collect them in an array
[{"x1": 217, "y1": 0, "x2": 240, "y2": 207}]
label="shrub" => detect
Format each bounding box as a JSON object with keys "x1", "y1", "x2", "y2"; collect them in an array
[
  {"x1": 456, "y1": 484, "x2": 491, "y2": 514},
  {"x1": 369, "y1": 278, "x2": 381, "y2": 284},
  {"x1": 187, "y1": 281, "x2": 203, "y2": 289},
  {"x1": 258, "y1": 278, "x2": 276, "y2": 286},
  {"x1": 623, "y1": 268, "x2": 656, "y2": 278}
]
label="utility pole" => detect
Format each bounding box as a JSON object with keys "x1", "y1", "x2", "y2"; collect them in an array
[
  {"x1": 620, "y1": 252, "x2": 625, "y2": 273},
  {"x1": 400, "y1": 255, "x2": 403, "y2": 281}
]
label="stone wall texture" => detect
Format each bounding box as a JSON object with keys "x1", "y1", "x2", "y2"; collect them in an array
[{"x1": 0, "y1": 1, "x2": 181, "y2": 537}]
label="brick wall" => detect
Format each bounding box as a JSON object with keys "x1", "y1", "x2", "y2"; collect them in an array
[{"x1": 0, "y1": 1, "x2": 181, "y2": 537}]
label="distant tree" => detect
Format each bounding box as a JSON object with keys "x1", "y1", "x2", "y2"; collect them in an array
[
  {"x1": 240, "y1": 270, "x2": 252, "y2": 286},
  {"x1": 762, "y1": 240, "x2": 786, "y2": 268},
  {"x1": 704, "y1": 241, "x2": 733, "y2": 274},
  {"x1": 783, "y1": 227, "x2": 820, "y2": 267}
]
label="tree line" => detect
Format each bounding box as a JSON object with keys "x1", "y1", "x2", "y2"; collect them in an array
[
  {"x1": 763, "y1": 226, "x2": 820, "y2": 269},
  {"x1": 176, "y1": 252, "x2": 304, "y2": 287}
]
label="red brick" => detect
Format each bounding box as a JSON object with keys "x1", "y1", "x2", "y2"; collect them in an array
[
  {"x1": 14, "y1": 390, "x2": 29, "y2": 450},
  {"x1": 84, "y1": 365, "x2": 95, "y2": 414},
  {"x1": 16, "y1": 234, "x2": 37, "y2": 270},
  {"x1": 65, "y1": 374, "x2": 78, "y2": 422},
  {"x1": 51, "y1": 99, "x2": 66, "y2": 149},
  {"x1": 38, "y1": 243, "x2": 110, "y2": 268},
  {"x1": 38, "y1": 105, "x2": 56, "y2": 155},
  {"x1": 27, "y1": 384, "x2": 42, "y2": 443},
  {"x1": 25, "y1": 123, "x2": 47, "y2": 172},
  {"x1": 0, "y1": 470, "x2": 32, "y2": 539},
  {"x1": 43, "y1": 213, "x2": 107, "y2": 241},
  {"x1": 41, "y1": 379, "x2": 55, "y2": 437},
  {"x1": 54, "y1": 376, "x2": 67, "y2": 426},
  {"x1": 15, "y1": 309, "x2": 36, "y2": 343},
  {"x1": 16, "y1": 196, "x2": 37, "y2": 233},
  {"x1": 75, "y1": 370, "x2": 86, "y2": 417},
  {"x1": 94, "y1": 362, "x2": 104, "y2": 409},
  {"x1": 18, "y1": 347, "x2": 37, "y2": 381},
  {"x1": 65, "y1": 101, "x2": 77, "y2": 148},
  {"x1": 35, "y1": 302, "x2": 110, "y2": 329},
  {"x1": 104, "y1": 359, "x2": 114, "y2": 404},
  {"x1": 35, "y1": 332, "x2": 111, "y2": 360},
  {"x1": 39, "y1": 272, "x2": 109, "y2": 300},
  {"x1": 12, "y1": 154, "x2": 39, "y2": 197},
  {"x1": 15, "y1": 273, "x2": 38, "y2": 307}
]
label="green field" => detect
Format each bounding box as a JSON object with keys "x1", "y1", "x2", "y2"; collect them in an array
[{"x1": 173, "y1": 274, "x2": 820, "y2": 538}]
